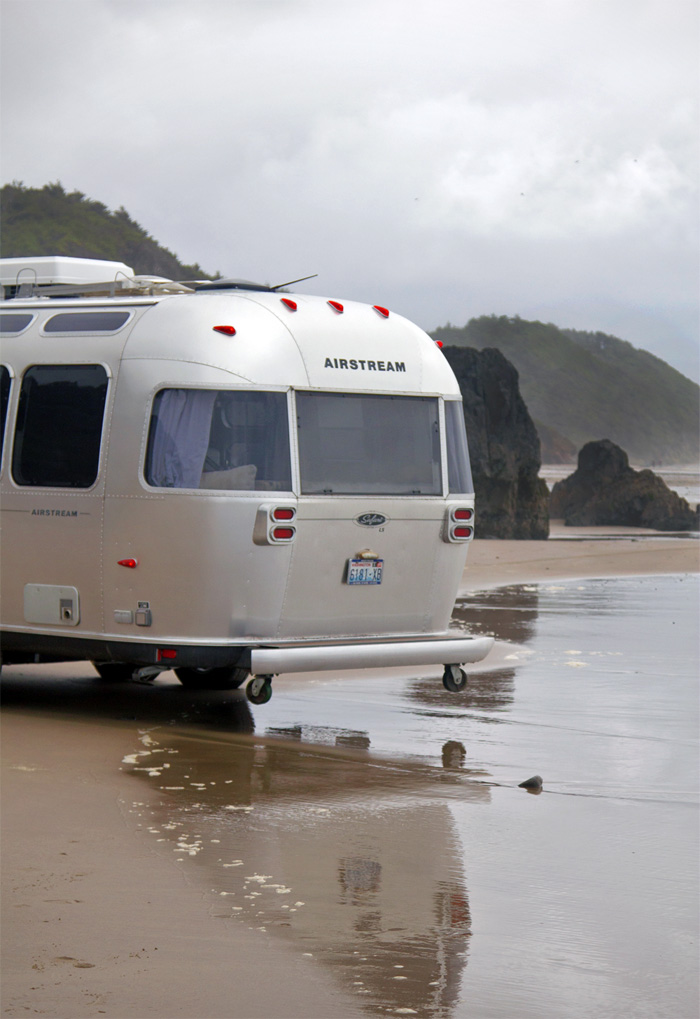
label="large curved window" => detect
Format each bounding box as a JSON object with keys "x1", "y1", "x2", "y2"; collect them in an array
[
  {"x1": 145, "y1": 389, "x2": 292, "y2": 491},
  {"x1": 297, "y1": 391, "x2": 442, "y2": 495}
]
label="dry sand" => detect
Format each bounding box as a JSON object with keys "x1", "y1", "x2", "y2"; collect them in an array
[
  {"x1": 460, "y1": 520, "x2": 699, "y2": 591},
  {"x1": 2, "y1": 528, "x2": 698, "y2": 1018}
]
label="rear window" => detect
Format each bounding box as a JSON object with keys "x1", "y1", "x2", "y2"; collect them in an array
[
  {"x1": 12, "y1": 364, "x2": 108, "y2": 488},
  {"x1": 296, "y1": 391, "x2": 442, "y2": 495},
  {"x1": 145, "y1": 389, "x2": 292, "y2": 491}
]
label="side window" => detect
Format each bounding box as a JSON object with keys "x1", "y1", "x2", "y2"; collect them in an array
[
  {"x1": 445, "y1": 400, "x2": 474, "y2": 495},
  {"x1": 12, "y1": 364, "x2": 108, "y2": 488},
  {"x1": 0, "y1": 366, "x2": 11, "y2": 463},
  {"x1": 145, "y1": 389, "x2": 292, "y2": 492}
]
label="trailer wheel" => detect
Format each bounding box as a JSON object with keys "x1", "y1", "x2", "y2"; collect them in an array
[
  {"x1": 92, "y1": 662, "x2": 135, "y2": 682},
  {"x1": 174, "y1": 667, "x2": 249, "y2": 690},
  {"x1": 442, "y1": 664, "x2": 468, "y2": 693},
  {"x1": 246, "y1": 675, "x2": 273, "y2": 705}
]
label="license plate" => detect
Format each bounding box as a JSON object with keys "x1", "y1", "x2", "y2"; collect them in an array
[{"x1": 347, "y1": 558, "x2": 383, "y2": 585}]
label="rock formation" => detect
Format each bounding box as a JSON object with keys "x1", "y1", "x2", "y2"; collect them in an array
[
  {"x1": 550, "y1": 439, "x2": 700, "y2": 530},
  {"x1": 443, "y1": 346, "x2": 550, "y2": 539}
]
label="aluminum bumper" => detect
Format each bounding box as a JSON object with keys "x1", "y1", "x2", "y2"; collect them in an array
[{"x1": 250, "y1": 635, "x2": 494, "y2": 676}]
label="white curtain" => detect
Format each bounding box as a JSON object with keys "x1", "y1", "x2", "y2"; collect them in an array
[{"x1": 148, "y1": 389, "x2": 216, "y2": 488}]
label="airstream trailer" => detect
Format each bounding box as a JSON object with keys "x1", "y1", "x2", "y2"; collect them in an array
[{"x1": 0, "y1": 256, "x2": 493, "y2": 704}]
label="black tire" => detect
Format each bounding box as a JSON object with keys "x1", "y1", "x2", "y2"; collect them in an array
[
  {"x1": 442, "y1": 665, "x2": 468, "y2": 693},
  {"x1": 174, "y1": 666, "x2": 248, "y2": 690},
  {"x1": 92, "y1": 661, "x2": 135, "y2": 682}
]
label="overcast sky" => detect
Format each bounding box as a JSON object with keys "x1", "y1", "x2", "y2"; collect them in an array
[{"x1": 2, "y1": 0, "x2": 698, "y2": 380}]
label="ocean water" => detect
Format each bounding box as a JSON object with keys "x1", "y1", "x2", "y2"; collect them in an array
[{"x1": 116, "y1": 573, "x2": 699, "y2": 1019}]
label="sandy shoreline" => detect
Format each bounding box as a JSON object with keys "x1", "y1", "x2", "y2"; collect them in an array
[
  {"x1": 461, "y1": 521, "x2": 699, "y2": 592},
  {"x1": 2, "y1": 529, "x2": 698, "y2": 1018}
]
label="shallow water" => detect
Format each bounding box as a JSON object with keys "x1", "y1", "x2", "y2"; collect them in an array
[{"x1": 118, "y1": 574, "x2": 698, "y2": 1018}]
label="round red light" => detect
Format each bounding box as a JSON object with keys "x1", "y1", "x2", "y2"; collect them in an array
[{"x1": 435, "y1": 340, "x2": 443, "y2": 348}]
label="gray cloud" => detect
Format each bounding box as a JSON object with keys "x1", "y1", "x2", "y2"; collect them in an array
[{"x1": 2, "y1": 0, "x2": 697, "y2": 379}]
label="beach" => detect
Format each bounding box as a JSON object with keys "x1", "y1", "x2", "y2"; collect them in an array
[{"x1": 2, "y1": 528, "x2": 698, "y2": 1019}]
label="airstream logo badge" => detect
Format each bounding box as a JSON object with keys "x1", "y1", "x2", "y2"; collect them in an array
[{"x1": 355, "y1": 512, "x2": 387, "y2": 527}]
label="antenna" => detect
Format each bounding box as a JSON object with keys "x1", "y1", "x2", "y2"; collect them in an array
[{"x1": 270, "y1": 274, "x2": 318, "y2": 291}]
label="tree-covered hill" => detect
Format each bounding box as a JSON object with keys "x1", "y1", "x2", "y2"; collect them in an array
[
  {"x1": 3, "y1": 182, "x2": 696, "y2": 465},
  {"x1": 0, "y1": 182, "x2": 217, "y2": 280},
  {"x1": 433, "y1": 316, "x2": 699, "y2": 465}
]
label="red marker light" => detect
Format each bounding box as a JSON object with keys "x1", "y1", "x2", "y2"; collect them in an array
[
  {"x1": 117, "y1": 558, "x2": 138, "y2": 568},
  {"x1": 373, "y1": 305, "x2": 390, "y2": 318},
  {"x1": 453, "y1": 509, "x2": 472, "y2": 521},
  {"x1": 327, "y1": 300, "x2": 344, "y2": 314},
  {"x1": 272, "y1": 507, "x2": 295, "y2": 521},
  {"x1": 213, "y1": 325, "x2": 236, "y2": 336},
  {"x1": 272, "y1": 526, "x2": 295, "y2": 541},
  {"x1": 280, "y1": 298, "x2": 297, "y2": 312},
  {"x1": 157, "y1": 649, "x2": 177, "y2": 661},
  {"x1": 434, "y1": 340, "x2": 443, "y2": 348},
  {"x1": 453, "y1": 526, "x2": 473, "y2": 539}
]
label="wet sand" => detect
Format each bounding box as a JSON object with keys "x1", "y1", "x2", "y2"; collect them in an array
[{"x1": 2, "y1": 530, "x2": 698, "y2": 1018}]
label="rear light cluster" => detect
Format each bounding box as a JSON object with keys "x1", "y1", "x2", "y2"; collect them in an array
[
  {"x1": 253, "y1": 505, "x2": 297, "y2": 545},
  {"x1": 444, "y1": 506, "x2": 474, "y2": 543},
  {"x1": 270, "y1": 506, "x2": 296, "y2": 542}
]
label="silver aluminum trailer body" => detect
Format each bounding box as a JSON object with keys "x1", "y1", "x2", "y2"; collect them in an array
[{"x1": 0, "y1": 258, "x2": 492, "y2": 701}]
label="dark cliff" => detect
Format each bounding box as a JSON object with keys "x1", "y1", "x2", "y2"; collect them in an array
[{"x1": 443, "y1": 346, "x2": 550, "y2": 539}]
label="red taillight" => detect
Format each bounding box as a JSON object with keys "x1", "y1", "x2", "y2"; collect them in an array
[
  {"x1": 280, "y1": 298, "x2": 297, "y2": 312},
  {"x1": 271, "y1": 526, "x2": 295, "y2": 541},
  {"x1": 272, "y1": 507, "x2": 295, "y2": 521},
  {"x1": 213, "y1": 325, "x2": 236, "y2": 336},
  {"x1": 373, "y1": 305, "x2": 389, "y2": 318},
  {"x1": 328, "y1": 300, "x2": 344, "y2": 314},
  {"x1": 445, "y1": 506, "x2": 475, "y2": 542},
  {"x1": 157, "y1": 649, "x2": 177, "y2": 661},
  {"x1": 117, "y1": 558, "x2": 138, "y2": 568}
]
